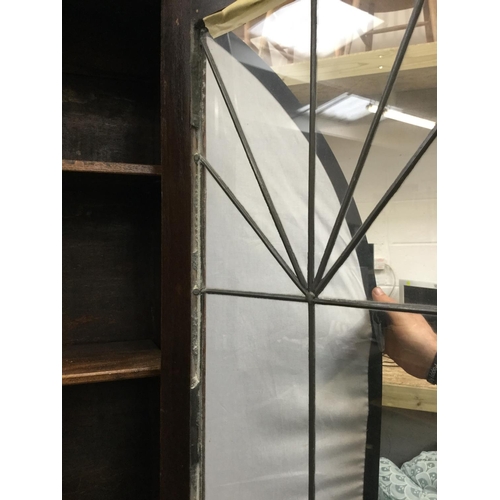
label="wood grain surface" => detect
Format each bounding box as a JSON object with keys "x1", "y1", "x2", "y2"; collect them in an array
[
  {"x1": 160, "y1": 0, "x2": 193, "y2": 496},
  {"x1": 62, "y1": 74, "x2": 160, "y2": 165},
  {"x1": 382, "y1": 357, "x2": 437, "y2": 412},
  {"x1": 62, "y1": 160, "x2": 161, "y2": 176},
  {"x1": 273, "y1": 42, "x2": 437, "y2": 104},
  {"x1": 62, "y1": 340, "x2": 161, "y2": 385},
  {"x1": 62, "y1": 172, "x2": 161, "y2": 346}
]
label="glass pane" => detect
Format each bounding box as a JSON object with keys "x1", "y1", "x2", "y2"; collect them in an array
[
  {"x1": 205, "y1": 33, "x2": 314, "y2": 284},
  {"x1": 315, "y1": 304, "x2": 374, "y2": 498},
  {"x1": 205, "y1": 295, "x2": 308, "y2": 499},
  {"x1": 206, "y1": 173, "x2": 302, "y2": 294},
  {"x1": 205, "y1": 42, "x2": 296, "y2": 277}
]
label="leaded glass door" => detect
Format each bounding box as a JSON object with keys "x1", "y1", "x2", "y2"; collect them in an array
[{"x1": 189, "y1": 1, "x2": 437, "y2": 498}]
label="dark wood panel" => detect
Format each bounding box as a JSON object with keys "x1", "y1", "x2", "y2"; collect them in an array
[
  {"x1": 62, "y1": 74, "x2": 160, "y2": 164},
  {"x1": 160, "y1": 0, "x2": 193, "y2": 497},
  {"x1": 63, "y1": 0, "x2": 160, "y2": 80},
  {"x1": 62, "y1": 160, "x2": 161, "y2": 176},
  {"x1": 63, "y1": 340, "x2": 161, "y2": 385},
  {"x1": 63, "y1": 378, "x2": 160, "y2": 500},
  {"x1": 62, "y1": 172, "x2": 161, "y2": 346}
]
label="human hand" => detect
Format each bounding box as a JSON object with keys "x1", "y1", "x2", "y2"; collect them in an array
[{"x1": 372, "y1": 287, "x2": 437, "y2": 380}]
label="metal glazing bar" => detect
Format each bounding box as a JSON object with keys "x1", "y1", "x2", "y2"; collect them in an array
[
  {"x1": 202, "y1": 288, "x2": 437, "y2": 315},
  {"x1": 202, "y1": 287, "x2": 308, "y2": 303},
  {"x1": 308, "y1": 2, "x2": 318, "y2": 498},
  {"x1": 201, "y1": 34, "x2": 307, "y2": 290},
  {"x1": 308, "y1": 302, "x2": 316, "y2": 500},
  {"x1": 315, "y1": 126, "x2": 437, "y2": 296},
  {"x1": 196, "y1": 154, "x2": 308, "y2": 296},
  {"x1": 313, "y1": 0, "x2": 426, "y2": 289},
  {"x1": 308, "y1": 0, "x2": 318, "y2": 291},
  {"x1": 314, "y1": 296, "x2": 437, "y2": 315}
]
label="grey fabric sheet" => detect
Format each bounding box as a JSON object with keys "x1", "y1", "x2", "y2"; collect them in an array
[{"x1": 204, "y1": 38, "x2": 373, "y2": 499}]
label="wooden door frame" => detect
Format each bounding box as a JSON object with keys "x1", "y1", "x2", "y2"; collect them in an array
[{"x1": 160, "y1": 1, "x2": 231, "y2": 498}]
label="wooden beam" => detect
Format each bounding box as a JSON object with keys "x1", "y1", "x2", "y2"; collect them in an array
[
  {"x1": 382, "y1": 362, "x2": 437, "y2": 412},
  {"x1": 382, "y1": 383, "x2": 437, "y2": 413},
  {"x1": 274, "y1": 42, "x2": 437, "y2": 86},
  {"x1": 273, "y1": 42, "x2": 437, "y2": 104}
]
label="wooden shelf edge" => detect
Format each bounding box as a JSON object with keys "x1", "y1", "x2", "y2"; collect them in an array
[
  {"x1": 62, "y1": 366, "x2": 161, "y2": 385},
  {"x1": 62, "y1": 340, "x2": 161, "y2": 386},
  {"x1": 62, "y1": 160, "x2": 161, "y2": 176},
  {"x1": 382, "y1": 382, "x2": 437, "y2": 413},
  {"x1": 272, "y1": 42, "x2": 437, "y2": 103}
]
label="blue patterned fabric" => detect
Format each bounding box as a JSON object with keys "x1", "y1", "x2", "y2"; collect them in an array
[{"x1": 379, "y1": 451, "x2": 437, "y2": 499}]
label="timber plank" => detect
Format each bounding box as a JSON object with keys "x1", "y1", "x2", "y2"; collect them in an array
[
  {"x1": 382, "y1": 359, "x2": 437, "y2": 412},
  {"x1": 273, "y1": 42, "x2": 437, "y2": 104}
]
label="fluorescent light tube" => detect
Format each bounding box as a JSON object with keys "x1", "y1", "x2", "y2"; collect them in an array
[
  {"x1": 296, "y1": 93, "x2": 372, "y2": 121},
  {"x1": 367, "y1": 103, "x2": 436, "y2": 130}
]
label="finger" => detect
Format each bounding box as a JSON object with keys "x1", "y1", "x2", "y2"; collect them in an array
[
  {"x1": 371, "y1": 287, "x2": 396, "y2": 304},
  {"x1": 372, "y1": 286, "x2": 420, "y2": 326}
]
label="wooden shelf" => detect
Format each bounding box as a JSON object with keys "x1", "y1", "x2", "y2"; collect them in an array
[
  {"x1": 382, "y1": 359, "x2": 436, "y2": 413},
  {"x1": 62, "y1": 160, "x2": 161, "y2": 176},
  {"x1": 272, "y1": 42, "x2": 437, "y2": 104},
  {"x1": 62, "y1": 340, "x2": 161, "y2": 385}
]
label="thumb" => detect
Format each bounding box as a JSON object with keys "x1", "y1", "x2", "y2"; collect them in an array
[
  {"x1": 371, "y1": 287, "x2": 396, "y2": 304},
  {"x1": 372, "y1": 286, "x2": 409, "y2": 326}
]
